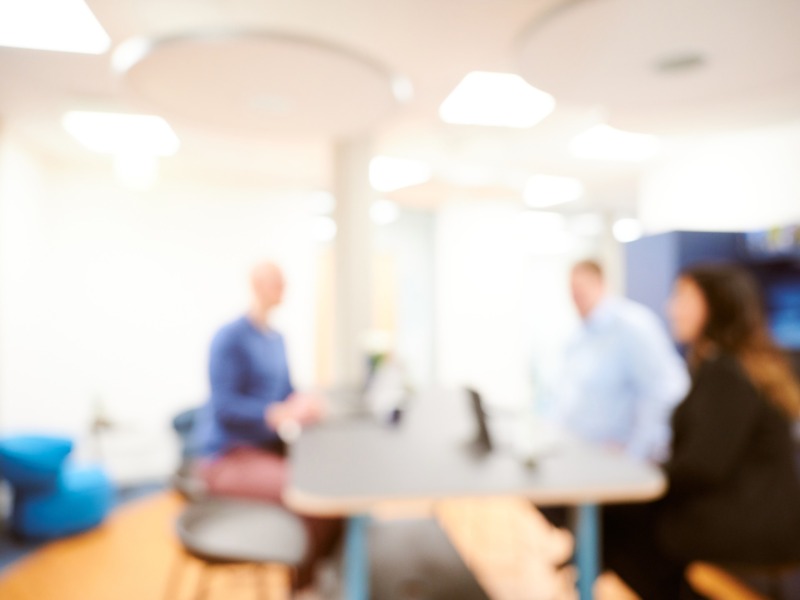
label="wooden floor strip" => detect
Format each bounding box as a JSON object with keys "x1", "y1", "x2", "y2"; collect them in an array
[{"x1": 0, "y1": 491, "x2": 636, "y2": 599}]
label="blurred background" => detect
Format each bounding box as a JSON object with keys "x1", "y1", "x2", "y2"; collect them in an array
[{"x1": 0, "y1": 0, "x2": 799, "y2": 486}]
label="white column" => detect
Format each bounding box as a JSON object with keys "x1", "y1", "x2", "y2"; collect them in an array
[{"x1": 332, "y1": 137, "x2": 375, "y2": 387}]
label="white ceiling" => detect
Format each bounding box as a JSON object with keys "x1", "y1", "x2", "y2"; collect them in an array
[{"x1": 0, "y1": 0, "x2": 798, "y2": 209}]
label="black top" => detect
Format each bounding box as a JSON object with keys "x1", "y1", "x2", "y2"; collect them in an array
[{"x1": 659, "y1": 353, "x2": 800, "y2": 564}]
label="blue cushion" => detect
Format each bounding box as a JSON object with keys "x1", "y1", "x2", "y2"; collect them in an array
[
  {"x1": 12, "y1": 464, "x2": 114, "y2": 540},
  {"x1": 0, "y1": 435, "x2": 73, "y2": 490}
]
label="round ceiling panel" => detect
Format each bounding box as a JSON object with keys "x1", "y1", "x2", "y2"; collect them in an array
[
  {"x1": 517, "y1": 0, "x2": 800, "y2": 133},
  {"x1": 114, "y1": 31, "x2": 408, "y2": 137}
]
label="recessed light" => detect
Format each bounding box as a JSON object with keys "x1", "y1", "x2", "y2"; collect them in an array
[
  {"x1": 310, "y1": 216, "x2": 337, "y2": 243},
  {"x1": 62, "y1": 111, "x2": 180, "y2": 156},
  {"x1": 439, "y1": 71, "x2": 555, "y2": 128},
  {"x1": 613, "y1": 218, "x2": 643, "y2": 243},
  {"x1": 369, "y1": 156, "x2": 432, "y2": 193},
  {"x1": 654, "y1": 52, "x2": 706, "y2": 74},
  {"x1": 0, "y1": 0, "x2": 110, "y2": 54}
]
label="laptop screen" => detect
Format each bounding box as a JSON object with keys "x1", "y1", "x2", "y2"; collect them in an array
[{"x1": 466, "y1": 388, "x2": 493, "y2": 452}]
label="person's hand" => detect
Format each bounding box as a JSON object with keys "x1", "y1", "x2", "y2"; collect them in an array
[
  {"x1": 288, "y1": 392, "x2": 326, "y2": 424},
  {"x1": 264, "y1": 401, "x2": 291, "y2": 431},
  {"x1": 264, "y1": 392, "x2": 326, "y2": 431}
]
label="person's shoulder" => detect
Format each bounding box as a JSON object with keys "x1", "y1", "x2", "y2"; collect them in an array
[
  {"x1": 695, "y1": 352, "x2": 758, "y2": 397},
  {"x1": 698, "y1": 351, "x2": 746, "y2": 378},
  {"x1": 610, "y1": 298, "x2": 665, "y2": 332},
  {"x1": 211, "y1": 316, "x2": 249, "y2": 349}
]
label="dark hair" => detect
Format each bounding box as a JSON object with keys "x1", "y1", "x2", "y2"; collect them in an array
[
  {"x1": 680, "y1": 263, "x2": 800, "y2": 417},
  {"x1": 572, "y1": 259, "x2": 604, "y2": 279}
]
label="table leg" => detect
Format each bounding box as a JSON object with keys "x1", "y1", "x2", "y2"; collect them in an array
[
  {"x1": 575, "y1": 503, "x2": 600, "y2": 600},
  {"x1": 344, "y1": 514, "x2": 370, "y2": 600}
]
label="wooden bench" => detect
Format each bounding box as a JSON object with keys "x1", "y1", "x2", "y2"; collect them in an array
[{"x1": 686, "y1": 561, "x2": 800, "y2": 600}]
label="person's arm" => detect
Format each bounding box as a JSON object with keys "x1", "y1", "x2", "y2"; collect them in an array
[
  {"x1": 208, "y1": 335, "x2": 273, "y2": 437},
  {"x1": 624, "y1": 317, "x2": 690, "y2": 462},
  {"x1": 664, "y1": 356, "x2": 761, "y2": 492}
]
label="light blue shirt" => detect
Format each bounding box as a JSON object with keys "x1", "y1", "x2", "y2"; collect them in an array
[{"x1": 541, "y1": 297, "x2": 689, "y2": 462}]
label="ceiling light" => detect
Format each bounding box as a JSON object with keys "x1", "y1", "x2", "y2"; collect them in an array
[
  {"x1": 62, "y1": 112, "x2": 180, "y2": 156},
  {"x1": 310, "y1": 216, "x2": 337, "y2": 243},
  {"x1": 654, "y1": 52, "x2": 706, "y2": 74},
  {"x1": 570, "y1": 124, "x2": 660, "y2": 162},
  {"x1": 0, "y1": 0, "x2": 110, "y2": 54},
  {"x1": 369, "y1": 156, "x2": 432, "y2": 193},
  {"x1": 613, "y1": 218, "x2": 643, "y2": 243},
  {"x1": 370, "y1": 199, "x2": 400, "y2": 225},
  {"x1": 523, "y1": 174, "x2": 584, "y2": 208},
  {"x1": 391, "y1": 76, "x2": 415, "y2": 104},
  {"x1": 439, "y1": 71, "x2": 555, "y2": 128}
]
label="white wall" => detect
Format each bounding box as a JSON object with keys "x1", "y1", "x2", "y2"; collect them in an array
[
  {"x1": 0, "y1": 136, "x2": 46, "y2": 426},
  {"x1": 640, "y1": 120, "x2": 800, "y2": 232},
  {"x1": 0, "y1": 137, "x2": 321, "y2": 480},
  {"x1": 374, "y1": 209, "x2": 437, "y2": 389},
  {"x1": 434, "y1": 200, "x2": 601, "y2": 412}
]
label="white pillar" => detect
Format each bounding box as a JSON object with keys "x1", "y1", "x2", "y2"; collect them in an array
[{"x1": 332, "y1": 137, "x2": 375, "y2": 387}]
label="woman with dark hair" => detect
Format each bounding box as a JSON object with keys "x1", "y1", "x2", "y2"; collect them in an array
[{"x1": 604, "y1": 263, "x2": 800, "y2": 599}]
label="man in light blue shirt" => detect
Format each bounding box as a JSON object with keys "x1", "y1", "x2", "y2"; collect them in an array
[{"x1": 543, "y1": 260, "x2": 689, "y2": 463}]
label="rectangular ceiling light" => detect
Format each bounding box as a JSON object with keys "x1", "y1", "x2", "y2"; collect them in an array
[
  {"x1": 439, "y1": 71, "x2": 555, "y2": 128},
  {"x1": 570, "y1": 124, "x2": 660, "y2": 162},
  {"x1": 62, "y1": 112, "x2": 180, "y2": 156},
  {"x1": 0, "y1": 0, "x2": 110, "y2": 54},
  {"x1": 369, "y1": 156, "x2": 432, "y2": 193},
  {"x1": 524, "y1": 174, "x2": 584, "y2": 208}
]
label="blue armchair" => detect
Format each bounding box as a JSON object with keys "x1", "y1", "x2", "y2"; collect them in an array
[{"x1": 0, "y1": 434, "x2": 113, "y2": 540}]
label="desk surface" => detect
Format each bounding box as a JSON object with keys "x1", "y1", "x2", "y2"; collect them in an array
[{"x1": 285, "y1": 389, "x2": 666, "y2": 516}]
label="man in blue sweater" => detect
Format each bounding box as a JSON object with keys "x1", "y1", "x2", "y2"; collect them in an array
[{"x1": 193, "y1": 261, "x2": 340, "y2": 589}]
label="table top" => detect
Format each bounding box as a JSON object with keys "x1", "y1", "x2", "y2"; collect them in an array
[{"x1": 284, "y1": 389, "x2": 666, "y2": 516}]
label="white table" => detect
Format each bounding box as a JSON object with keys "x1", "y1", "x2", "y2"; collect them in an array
[{"x1": 285, "y1": 389, "x2": 665, "y2": 599}]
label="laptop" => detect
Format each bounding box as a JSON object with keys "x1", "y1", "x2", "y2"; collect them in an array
[{"x1": 465, "y1": 388, "x2": 493, "y2": 453}]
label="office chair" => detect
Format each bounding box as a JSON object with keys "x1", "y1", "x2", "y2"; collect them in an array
[{"x1": 163, "y1": 498, "x2": 308, "y2": 600}]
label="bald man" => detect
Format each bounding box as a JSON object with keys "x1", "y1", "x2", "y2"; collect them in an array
[{"x1": 193, "y1": 261, "x2": 340, "y2": 590}]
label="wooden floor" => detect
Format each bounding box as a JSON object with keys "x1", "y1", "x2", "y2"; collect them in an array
[{"x1": 0, "y1": 491, "x2": 636, "y2": 600}]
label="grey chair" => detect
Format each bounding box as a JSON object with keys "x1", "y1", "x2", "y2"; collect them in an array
[
  {"x1": 169, "y1": 407, "x2": 208, "y2": 502},
  {"x1": 164, "y1": 498, "x2": 309, "y2": 600}
]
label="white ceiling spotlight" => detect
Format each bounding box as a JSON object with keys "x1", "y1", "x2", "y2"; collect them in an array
[
  {"x1": 310, "y1": 216, "x2": 338, "y2": 243},
  {"x1": 523, "y1": 174, "x2": 584, "y2": 208},
  {"x1": 63, "y1": 111, "x2": 179, "y2": 190},
  {"x1": 439, "y1": 71, "x2": 555, "y2": 128},
  {"x1": 570, "y1": 124, "x2": 660, "y2": 162},
  {"x1": 369, "y1": 156, "x2": 432, "y2": 193},
  {"x1": 370, "y1": 199, "x2": 400, "y2": 225},
  {"x1": 612, "y1": 217, "x2": 644, "y2": 243},
  {"x1": 0, "y1": 0, "x2": 110, "y2": 54},
  {"x1": 62, "y1": 111, "x2": 180, "y2": 156}
]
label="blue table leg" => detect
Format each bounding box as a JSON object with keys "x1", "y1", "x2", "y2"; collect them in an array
[
  {"x1": 344, "y1": 514, "x2": 370, "y2": 600},
  {"x1": 575, "y1": 503, "x2": 600, "y2": 600}
]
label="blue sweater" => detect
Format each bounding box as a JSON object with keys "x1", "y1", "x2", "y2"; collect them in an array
[{"x1": 194, "y1": 316, "x2": 294, "y2": 456}]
